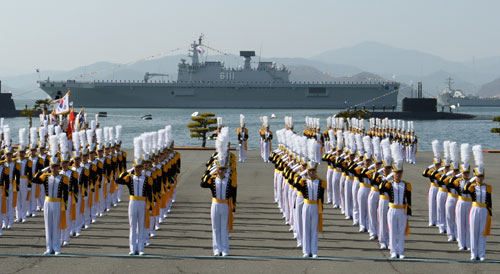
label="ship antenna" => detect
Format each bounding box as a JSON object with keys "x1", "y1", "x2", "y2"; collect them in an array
[
  {"x1": 446, "y1": 77, "x2": 453, "y2": 90},
  {"x1": 258, "y1": 42, "x2": 263, "y2": 64}
]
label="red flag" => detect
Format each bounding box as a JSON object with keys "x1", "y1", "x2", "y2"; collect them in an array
[{"x1": 67, "y1": 107, "x2": 75, "y2": 140}]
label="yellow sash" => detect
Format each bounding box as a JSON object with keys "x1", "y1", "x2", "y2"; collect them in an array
[
  {"x1": 459, "y1": 196, "x2": 472, "y2": 202},
  {"x1": 103, "y1": 177, "x2": 108, "y2": 199},
  {"x1": 80, "y1": 191, "x2": 85, "y2": 214},
  {"x1": 35, "y1": 184, "x2": 41, "y2": 198},
  {"x1": 145, "y1": 200, "x2": 150, "y2": 229},
  {"x1": 130, "y1": 195, "x2": 146, "y2": 201},
  {"x1": 11, "y1": 180, "x2": 18, "y2": 207},
  {"x1": 228, "y1": 197, "x2": 234, "y2": 231},
  {"x1": 2, "y1": 188, "x2": 7, "y2": 214}
]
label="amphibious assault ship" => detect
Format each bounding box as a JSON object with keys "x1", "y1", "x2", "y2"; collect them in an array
[{"x1": 38, "y1": 35, "x2": 400, "y2": 109}]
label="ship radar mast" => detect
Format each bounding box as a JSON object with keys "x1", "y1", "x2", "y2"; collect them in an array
[
  {"x1": 189, "y1": 34, "x2": 204, "y2": 65},
  {"x1": 240, "y1": 51, "x2": 256, "y2": 70},
  {"x1": 446, "y1": 77, "x2": 454, "y2": 91}
]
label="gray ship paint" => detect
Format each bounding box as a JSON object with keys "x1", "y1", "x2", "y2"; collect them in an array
[{"x1": 39, "y1": 36, "x2": 399, "y2": 109}]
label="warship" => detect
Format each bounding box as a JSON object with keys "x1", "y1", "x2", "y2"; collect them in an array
[
  {"x1": 38, "y1": 35, "x2": 400, "y2": 109},
  {"x1": 437, "y1": 77, "x2": 500, "y2": 107}
]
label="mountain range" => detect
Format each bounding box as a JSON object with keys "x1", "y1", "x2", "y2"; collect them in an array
[{"x1": 1, "y1": 41, "x2": 499, "y2": 100}]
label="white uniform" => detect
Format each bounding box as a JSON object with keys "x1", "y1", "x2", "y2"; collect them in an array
[
  {"x1": 301, "y1": 176, "x2": 324, "y2": 257},
  {"x1": 378, "y1": 172, "x2": 393, "y2": 248},
  {"x1": 0, "y1": 164, "x2": 5, "y2": 234},
  {"x1": 128, "y1": 174, "x2": 147, "y2": 254},
  {"x1": 332, "y1": 162, "x2": 342, "y2": 209},
  {"x1": 357, "y1": 168, "x2": 371, "y2": 232},
  {"x1": 37, "y1": 155, "x2": 48, "y2": 210},
  {"x1": 385, "y1": 180, "x2": 410, "y2": 257},
  {"x1": 60, "y1": 169, "x2": 75, "y2": 244},
  {"x1": 436, "y1": 170, "x2": 450, "y2": 233},
  {"x1": 445, "y1": 176, "x2": 459, "y2": 241},
  {"x1": 71, "y1": 165, "x2": 84, "y2": 235},
  {"x1": 326, "y1": 165, "x2": 334, "y2": 204},
  {"x1": 343, "y1": 171, "x2": 354, "y2": 219},
  {"x1": 352, "y1": 177, "x2": 360, "y2": 225},
  {"x1": 211, "y1": 176, "x2": 231, "y2": 255},
  {"x1": 424, "y1": 165, "x2": 438, "y2": 227},
  {"x1": 16, "y1": 158, "x2": 30, "y2": 222},
  {"x1": 455, "y1": 178, "x2": 472, "y2": 250},
  {"x1": 28, "y1": 155, "x2": 39, "y2": 216},
  {"x1": 261, "y1": 131, "x2": 271, "y2": 163},
  {"x1": 5, "y1": 161, "x2": 16, "y2": 228},
  {"x1": 468, "y1": 182, "x2": 491, "y2": 260},
  {"x1": 33, "y1": 172, "x2": 68, "y2": 254},
  {"x1": 238, "y1": 128, "x2": 247, "y2": 162}
]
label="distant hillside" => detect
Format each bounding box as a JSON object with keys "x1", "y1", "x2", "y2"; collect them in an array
[
  {"x1": 478, "y1": 77, "x2": 500, "y2": 97},
  {"x1": 312, "y1": 41, "x2": 500, "y2": 91}
]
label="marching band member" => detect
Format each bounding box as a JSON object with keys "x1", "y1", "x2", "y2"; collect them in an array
[
  {"x1": 367, "y1": 136, "x2": 382, "y2": 240},
  {"x1": 259, "y1": 116, "x2": 272, "y2": 163},
  {"x1": 28, "y1": 127, "x2": 43, "y2": 217},
  {"x1": 355, "y1": 136, "x2": 373, "y2": 233},
  {"x1": 455, "y1": 143, "x2": 471, "y2": 251},
  {"x1": 15, "y1": 128, "x2": 33, "y2": 223},
  {"x1": 297, "y1": 139, "x2": 325, "y2": 258},
  {"x1": 59, "y1": 134, "x2": 78, "y2": 246},
  {"x1": 116, "y1": 137, "x2": 153, "y2": 256},
  {"x1": 464, "y1": 145, "x2": 492, "y2": 261},
  {"x1": 70, "y1": 131, "x2": 88, "y2": 237},
  {"x1": 379, "y1": 142, "x2": 412, "y2": 259},
  {"x1": 422, "y1": 140, "x2": 441, "y2": 227},
  {"x1": 237, "y1": 114, "x2": 248, "y2": 163},
  {"x1": 331, "y1": 130, "x2": 344, "y2": 210},
  {"x1": 201, "y1": 128, "x2": 237, "y2": 256},
  {"x1": 32, "y1": 135, "x2": 69, "y2": 255},
  {"x1": 443, "y1": 142, "x2": 460, "y2": 242},
  {"x1": 373, "y1": 138, "x2": 393, "y2": 249},
  {"x1": 3, "y1": 128, "x2": 19, "y2": 229},
  {"x1": 435, "y1": 141, "x2": 451, "y2": 234}
]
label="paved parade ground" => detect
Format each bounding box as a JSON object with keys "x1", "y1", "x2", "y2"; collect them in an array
[{"x1": 0, "y1": 150, "x2": 499, "y2": 273}]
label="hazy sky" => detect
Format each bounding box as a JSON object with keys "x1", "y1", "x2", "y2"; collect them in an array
[{"x1": 1, "y1": 0, "x2": 499, "y2": 75}]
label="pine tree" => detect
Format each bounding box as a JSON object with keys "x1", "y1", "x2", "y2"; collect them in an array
[
  {"x1": 187, "y1": 112, "x2": 218, "y2": 147},
  {"x1": 491, "y1": 116, "x2": 500, "y2": 135}
]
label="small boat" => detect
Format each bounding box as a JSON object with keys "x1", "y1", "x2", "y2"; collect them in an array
[{"x1": 141, "y1": 114, "x2": 152, "y2": 120}]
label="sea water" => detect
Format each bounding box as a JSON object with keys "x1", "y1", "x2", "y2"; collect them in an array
[{"x1": 5, "y1": 100, "x2": 500, "y2": 151}]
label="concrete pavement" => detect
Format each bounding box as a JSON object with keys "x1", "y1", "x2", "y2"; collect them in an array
[{"x1": 0, "y1": 150, "x2": 498, "y2": 274}]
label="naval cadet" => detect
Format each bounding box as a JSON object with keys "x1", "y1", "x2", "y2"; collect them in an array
[
  {"x1": 116, "y1": 137, "x2": 153, "y2": 256},
  {"x1": 463, "y1": 145, "x2": 492, "y2": 261},
  {"x1": 201, "y1": 129, "x2": 237, "y2": 256},
  {"x1": 379, "y1": 142, "x2": 412, "y2": 259},
  {"x1": 32, "y1": 135, "x2": 69, "y2": 255},
  {"x1": 297, "y1": 160, "x2": 326, "y2": 258},
  {"x1": 237, "y1": 114, "x2": 248, "y2": 163}
]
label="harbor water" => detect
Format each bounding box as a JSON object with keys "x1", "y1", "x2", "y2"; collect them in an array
[{"x1": 5, "y1": 99, "x2": 500, "y2": 151}]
